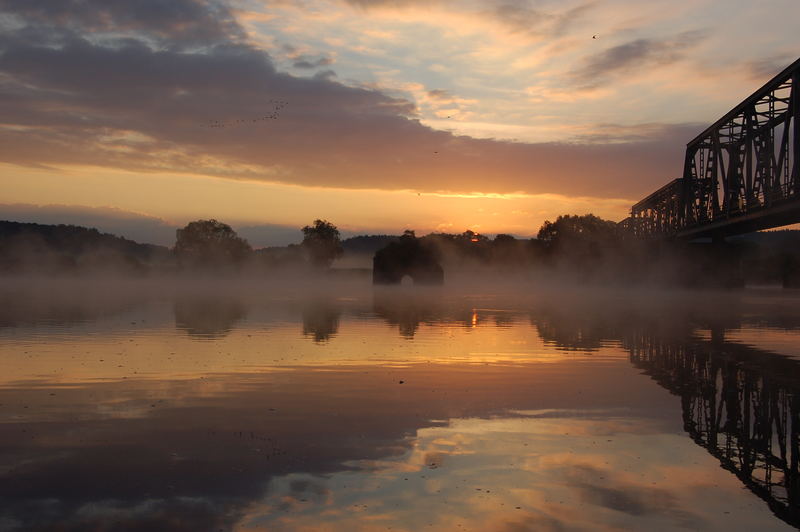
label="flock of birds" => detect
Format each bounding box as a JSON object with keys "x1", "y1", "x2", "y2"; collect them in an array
[{"x1": 202, "y1": 99, "x2": 288, "y2": 129}]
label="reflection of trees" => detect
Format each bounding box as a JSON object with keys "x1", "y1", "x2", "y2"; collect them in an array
[
  {"x1": 372, "y1": 293, "x2": 437, "y2": 338},
  {"x1": 531, "y1": 307, "x2": 626, "y2": 352},
  {"x1": 625, "y1": 329, "x2": 800, "y2": 528},
  {"x1": 302, "y1": 302, "x2": 341, "y2": 343},
  {"x1": 372, "y1": 292, "x2": 527, "y2": 338},
  {"x1": 174, "y1": 296, "x2": 247, "y2": 339},
  {"x1": 534, "y1": 314, "x2": 615, "y2": 352},
  {"x1": 528, "y1": 294, "x2": 750, "y2": 352}
]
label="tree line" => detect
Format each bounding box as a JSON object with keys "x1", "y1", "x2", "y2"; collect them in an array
[{"x1": 1, "y1": 215, "x2": 798, "y2": 286}]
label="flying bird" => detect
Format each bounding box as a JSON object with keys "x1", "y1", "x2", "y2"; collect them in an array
[{"x1": 201, "y1": 99, "x2": 288, "y2": 129}]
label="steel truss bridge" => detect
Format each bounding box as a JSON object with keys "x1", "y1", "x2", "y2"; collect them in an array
[
  {"x1": 621, "y1": 58, "x2": 800, "y2": 239},
  {"x1": 625, "y1": 330, "x2": 800, "y2": 527}
]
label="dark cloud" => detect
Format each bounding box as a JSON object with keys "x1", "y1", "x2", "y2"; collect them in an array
[
  {"x1": 292, "y1": 55, "x2": 334, "y2": 69},
  {"x1": 312, "y1": 68, "x2": 338, "y2": 81},
  {"x1": 0, "y1": 0, "x2": 694, "y2": 200},
  {"x1": 570, "y1": 29, "x2": 709, "y2": 88},
  {"x1": 0, "y1": 0, "x2": 244, "y2": 46},
  {"x1": 427, "y1": 88, "x2": 452, "y2": 100},
  {"x1": 563, "y1": 464, "x2": 705, "y2": 528}
]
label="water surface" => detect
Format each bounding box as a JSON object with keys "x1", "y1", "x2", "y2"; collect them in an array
[{"x1": 2, "y1": 279, "x2": 800, "y2": 531}]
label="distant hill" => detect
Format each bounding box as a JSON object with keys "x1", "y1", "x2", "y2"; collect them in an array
[{"x1": 0, "y1": 220, "x2": 170, "y2": 274}]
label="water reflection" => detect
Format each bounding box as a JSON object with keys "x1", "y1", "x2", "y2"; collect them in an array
[
  {"x1": 174, "y1": 296, "x2": 248, "y2": 339},
  {"x1": 529, "y1": 291, "x2": 800, "y2": 527},
  {"x1": 627, "y1": 329, "x2": 800, "y2": 527},
  {"x1": 301, "y1": 300, "x2": 341, "y2": 342},
  {"x1": 531, "y1": 305, "x2": 624, "y2": 352},
  {"x1": 372, "y1": 290, "x2": 445, "y2": 338},
  {"x1": 3, "y1": 285, "x2": 800, "y2": 530},
  {"x1": 0, "y1": 279, "x2": 150, "y2": 329}
]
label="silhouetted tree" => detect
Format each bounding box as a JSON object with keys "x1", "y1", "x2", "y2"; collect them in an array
[
  {"x1": 301, "y1": 219, "x2": 343, "y2": 269},
  {"x1": 174, "y1": 219, "x2": 251, "y2": 270},
  {"x1": 493, "y1": 234, "x2": 516, "y2": 244},
  {"x1": 537, "y1": 214, "x2": 618, "y2": 248},
  {"x1": 536, "y1": 214, "x2": 621, "y2": 276},
  {"x1": 457, "y1": 229, "x2": 489, "y2": 243}
]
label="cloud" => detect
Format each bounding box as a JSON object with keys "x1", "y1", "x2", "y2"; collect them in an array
[
  {"x1": 427, "y1": 88, "x2": 452, "y2": 100},
  {"x1": 0, "y1": 0, "x2": 244, "y2": 46},
  {"x1": 0, "y1": 0, "x2": 697, "y2": 202},
  {"x1": 562, "y1": 464, "x2": 705, "y2": 528},
  {"x1": 292, "y1": 55, "x2": 334, "y2": 69},
  {"x1": 342, "y1": 0, "x2": 441, "y2": 8},
  {"x1": 569, "y1": 29, "x2": 709, "y2": 88},
  {"x1": 741, "y1": 53, "x2": 797, "y2": 80},
  {"x1": 490, "y1": 1, "x2": 595, "y2": 39}
]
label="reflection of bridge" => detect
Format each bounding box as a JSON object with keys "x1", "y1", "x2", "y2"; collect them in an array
[
  {"x1": 625, "y1": 331, "x2": 800, "y2": 527},
  {"x1": 622, "y1": 58, "x2": 799, "y2": 240}
]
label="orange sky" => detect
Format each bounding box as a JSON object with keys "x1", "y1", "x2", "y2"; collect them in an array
[{"x1": 1, "y1": 0, "x2": 798, "y2": 245}]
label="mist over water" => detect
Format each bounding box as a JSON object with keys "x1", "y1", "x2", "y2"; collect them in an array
[{"x1": 2, "y1": 278, "x2": 800, "y2": 531}]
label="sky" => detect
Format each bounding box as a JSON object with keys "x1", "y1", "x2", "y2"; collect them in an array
[{"x1": 1, "y1": 0, "x2": 798, "y2": 246}]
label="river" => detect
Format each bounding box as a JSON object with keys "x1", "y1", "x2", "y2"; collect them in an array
[{"x1": 2, "y1": 278, "x2": 800, "y2": 531}]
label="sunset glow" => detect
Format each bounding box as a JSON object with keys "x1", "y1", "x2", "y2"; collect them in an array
[{"x1": 1, "y1": 0, "x2": 799, "y2": 243}]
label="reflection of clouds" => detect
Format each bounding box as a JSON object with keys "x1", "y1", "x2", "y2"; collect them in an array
[
  {"x1": 16, "y1": 497, "x2": 243, "y2": 532},
  {"x1": 559, "y1": 464, "x2": 704, "y2": 527},
  {"x1": 0, "y1": 359, "x2": 677, "y2": 530},
  {"x1": 247, "y1": 415, "x2": 776, "y2": 531}
]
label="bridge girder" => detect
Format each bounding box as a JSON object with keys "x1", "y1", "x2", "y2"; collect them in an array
[{"x1": 625, "y1": 58, "x2": 800, "y2": 239}]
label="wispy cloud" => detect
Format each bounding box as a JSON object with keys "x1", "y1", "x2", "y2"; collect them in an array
[
  {"x1": 490, "y1": 1, "x2": 596, "y2": 39},
  {"x1": 741, "y1": 53, "x2": 797, "y2": 80},
  {"x1": 568, "y1": 29, "x2": 710, "y2": 88}
]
